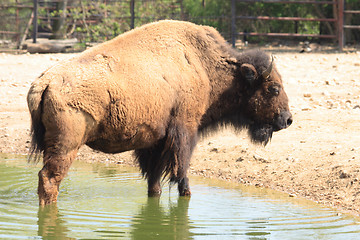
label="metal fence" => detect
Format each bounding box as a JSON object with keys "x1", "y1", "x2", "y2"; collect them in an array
[
  {"x1": 0, "y1": 1, "x2": 33, "y2": 48},
  {"x1": 0, "y1": 0, "x2": 358, "y2": 51},
  {"x1": 232, "y1": 0, "x2": 338, "y2": 45},
  {"x1": 231, "y1": 0, "x2": 360, "y2": 50},
  {"x1": 339, "y1": 0, "x2": 360, "y2": 50}
]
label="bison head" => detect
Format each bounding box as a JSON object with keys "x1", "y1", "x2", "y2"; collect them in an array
[{"x1": 239, "y1": 50, "x2": 292, "y2": 145}]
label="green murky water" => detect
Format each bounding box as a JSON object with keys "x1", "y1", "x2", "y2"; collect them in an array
[{"x1": 1, "y1": 155, "x2": 360, "y2": 240}]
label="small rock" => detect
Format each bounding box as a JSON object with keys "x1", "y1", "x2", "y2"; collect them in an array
[
  {"x1": 354, "y1": 105, "x2": 360, "y2": 110},
  {"x1": 325, "y1": 79, "x2": 338, "y2": 86},
  {"x1": 286, "y1": 157, "x2": 298, "y2": 162},
  {"x1": 253, "y1": 154, "x2": 269, "y2": 163},
  {"x1": 236, "y1": 157, "x2": 244, "y2": 162},
  {"x1": 330, "y1": 151, "x2": 336, "y2": 156},
  {"x1": 303, "y1": 93, "x2": 312, "y2": 98},
  {"x1": 322, "y1": 91, "x2": 330, "y2": 97},
  {"x1": 210, "y1": 148, "x2": 218, "y2": 153},
  {"x1": 339, "y1": 170, "x2": 351, "y2": 179}
]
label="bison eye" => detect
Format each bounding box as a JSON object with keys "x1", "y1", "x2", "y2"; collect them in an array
[{"x1": 268, "y1": 85, "x2": 280, "y2": 96}]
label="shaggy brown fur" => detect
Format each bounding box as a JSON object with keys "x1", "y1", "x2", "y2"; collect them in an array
[{"x1": 27, "y1": 20, "x2": 292, "y2": 205}]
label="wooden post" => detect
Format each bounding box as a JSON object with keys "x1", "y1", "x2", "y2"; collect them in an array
[
  {"x1": 52, "y1": 0, "x2": 68, "y2": 39},
  {"x1": 338, "y1": 0, "x2": 344, "y2": 51},
  {"x1": 231, "y1": 0, "x2": 236, "y2": 48},
  {"x1": 18, "y1": 11, "x2": 34, "y2": 49},
  {"x1": 32, "y1": 0, "x2": 38, "y2": 43},
  {"x1": 16, "y1": 0, "x2": 20, "y2": 43},
  {"x1": 179, "y1": 0, "x2": 185, "y2": 21},
  {"x1": 130, "y1": 0, "x2": 135, "y2": 29}
]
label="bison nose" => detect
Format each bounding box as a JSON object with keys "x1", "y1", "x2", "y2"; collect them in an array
[
  {"x1": 287, "y1": 114, "x2": 293, "y2": 127},
  {"x1": 274, "y1": 111, "x2": 293, "y2": 131}
]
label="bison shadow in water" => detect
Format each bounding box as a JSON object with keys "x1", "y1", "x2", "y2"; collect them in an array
[
  {"x1": 27, "y1": 20, "x2": 292, "y2": 206},
  {"x1": 131, "y1": 197, "x2": 191, "y2": 239}
]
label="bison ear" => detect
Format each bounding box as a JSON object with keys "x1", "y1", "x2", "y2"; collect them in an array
[{"x1": 240, "y1": 63, "x2": 258, "y2": 85}]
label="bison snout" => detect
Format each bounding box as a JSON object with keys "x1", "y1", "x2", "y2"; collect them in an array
[{"x1": 273, "y1": 111, "x2": 293, "y2": 131}]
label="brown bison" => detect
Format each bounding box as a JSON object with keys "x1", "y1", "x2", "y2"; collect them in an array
[{"x1": 27, "y1": 20, "x2": 292, "y2": 206}]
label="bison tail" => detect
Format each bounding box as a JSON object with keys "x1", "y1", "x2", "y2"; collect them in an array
[{"x1": 27, "y1": 81, "x2": 49, "y2": 163}]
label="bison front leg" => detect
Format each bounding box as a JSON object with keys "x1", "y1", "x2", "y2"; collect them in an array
[
  {"x1": 177, "y1": 177, "x2": 191, "y2": 196},
  {"x1": 165, "y1": 122, "x2": 197, "y2": 197},
  {"x1": 135, "y1": 121, "x2": 197, "y2": 197},
  {"x1": 38, "y1": 149, "x2": 78, "y2": 206},
  {"x1": 135, "y1": 147, "x2": 164, "y2": 197}
]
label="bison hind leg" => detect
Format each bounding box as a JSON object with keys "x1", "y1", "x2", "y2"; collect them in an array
[
  {"x1": 38, "y1": 108, "x2": 93, "y2": 205},
  {"x1": 38, "y1": 149, "x2": 78, "y2": 205}
]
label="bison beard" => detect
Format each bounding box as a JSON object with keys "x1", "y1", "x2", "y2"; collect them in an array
[{"x1": 249, "y1": 124, "x2": 273, "y2": 145}]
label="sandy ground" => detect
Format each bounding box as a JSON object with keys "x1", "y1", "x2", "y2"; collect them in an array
[{"x1": 0, "y1": 51, "x2": 360, "y2": 216}]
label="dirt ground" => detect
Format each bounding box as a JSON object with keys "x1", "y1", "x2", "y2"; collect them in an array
[{"x1": 0, "y1": 50, "x2": 359, "y2": 216}]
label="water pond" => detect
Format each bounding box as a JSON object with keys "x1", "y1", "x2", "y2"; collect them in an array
[{"x1": 1, "y1": 154, "x2": 360, "y2": 239}]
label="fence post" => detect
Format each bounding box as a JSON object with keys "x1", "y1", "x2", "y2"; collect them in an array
[
  {"x1": 130, "y1": 0, "x2": 135, "y2": 29},
  {"x1": 231, "y1": 0, "x2": 236, "y2": 47},
  {"x1": 338, "y1": 0, "x2": 344, "y2": 51},
  {"x1": 16, "y1": 0, "x2": 20, "y2": 43},
  {"x1": 32, "y1": 0, "x2": 38, "y2": 43}
]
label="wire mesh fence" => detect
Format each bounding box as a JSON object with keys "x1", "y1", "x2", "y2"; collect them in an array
[
  {"x1": 0, "y1": 0, "x2": 234, "y2": 51},
  {"x1": 0, "y1": 0, "x2": 359, "y2": 51}
]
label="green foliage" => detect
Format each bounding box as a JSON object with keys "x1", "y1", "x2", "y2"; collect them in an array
[
  {"x1": 37, "y1": 0, "x2": 184, "y2": 44},
  {"x1": 183, "y1": 0, "x2": 231, "y2": 37},
  {"x1": 0, "y1": 0, "x2": 32, "y2": 42},
  {"x1": 1, "y1": 0, "x2": 360, "y2": 46},
  {"x1": 135, "y1": 0, "x2": 181, "y2": 27}
]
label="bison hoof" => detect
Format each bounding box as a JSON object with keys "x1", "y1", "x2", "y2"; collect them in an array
[
  {"x1": 39, "y1": 198, "x2": 57, "y2": 206},
  {"x1": 179, "y1": 189, "x2": 191, "y2": 197},
  {"x1": 148, "y1": 190, "x2": 162, "y2": 197}
]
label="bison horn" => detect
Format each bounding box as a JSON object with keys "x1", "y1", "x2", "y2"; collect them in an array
[{"x1": 261, "y1": 55, "x2": 274, "y2": 79}]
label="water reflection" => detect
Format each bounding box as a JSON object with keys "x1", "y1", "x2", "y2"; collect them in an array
[
  {"x1": 37, "y1": 205, "x2": 73, "y2": 240},
  {"x1": 131, "y1": 197, "x2": 191, "y2": 240},
  {"x1": 35, "y1": 196, "x2": 192, "y2": 240},
  {"x1": 245, "y1": 220, "x2": 270, "y2": 240}
]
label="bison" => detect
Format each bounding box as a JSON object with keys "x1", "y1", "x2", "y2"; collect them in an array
[{"x1": 27, "y1": 20, "x2": 292, "y2": 206}]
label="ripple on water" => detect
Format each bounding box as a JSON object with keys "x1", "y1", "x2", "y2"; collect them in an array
[{"x1": 1, "y1": 156, "x2": 360, "y2": 240}]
